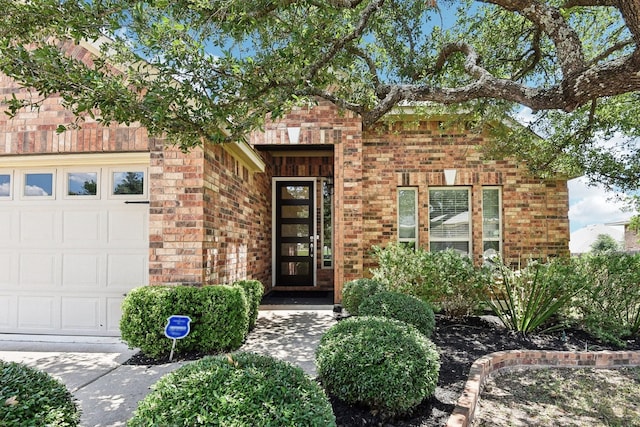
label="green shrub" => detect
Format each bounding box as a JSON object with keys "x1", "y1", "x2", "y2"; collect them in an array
[
  {"x1": 484, "y1": 258, "x2": 584, "y2": 335},
  {"x1": 341, "y1": 278, "x2": 386, "y2": 315},
  {"x1": 371, "y1": 244, "x2": 490, "y2": 317},
  {"x1": 128, "y1": 352, "x2": 336, "y2": 427},
  {"x1": 316, "y1": 316, "x2": 440, "y2": 418},
  {"x1": 572, "y1": 253, "x2": 640, "y2": 346},
  {"x1": 233, "y1": 279, "x2": 264, "y2": 330},
  {"x1": 0, "y1": 361, "x2": 80, "y2": 427},
  {"x1": 120, "y1": 284, "x2": 249, "y2": 359},
  {"x1": 359, "y1": 291, "x2": 436, "y2": 338}
]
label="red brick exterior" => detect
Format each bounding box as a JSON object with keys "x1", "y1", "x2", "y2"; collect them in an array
[
  {"x1": 361, "y1": 119, "x2": 570, "y2": 269},
  {"x1": 1, "y1": 44, "x2": 570, "y2": 302},
  {"x1": 254, "y1": 107, "x2": 570, "y2": 300},
  {"x1": 0, "y1": 73, "x2": 150, "y2": 154}
]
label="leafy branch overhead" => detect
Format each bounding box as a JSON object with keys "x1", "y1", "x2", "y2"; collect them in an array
[{"x1": 0, "y1": 0, "x2": 639, "y2": 188}]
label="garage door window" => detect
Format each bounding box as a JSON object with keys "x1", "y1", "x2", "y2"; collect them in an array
[
  {"x1": 24, "y1": 172, "x2": 54, "y2": 198},
  {"x1": 67, "y1": 172, "x2": 98, "y2": 197},
  {"x1": 0, "y1": 174, "x2": 11, "y2": 198},
  {"x1": 112, "y1": 171, "x2": 145, "y2": 196}
]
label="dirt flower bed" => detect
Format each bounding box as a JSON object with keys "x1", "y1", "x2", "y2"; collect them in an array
[{"x1": 473, "y1": 367, "x2": 640, "y2": 426}]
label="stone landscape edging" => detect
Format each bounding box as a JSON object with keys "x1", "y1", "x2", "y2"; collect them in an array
[{"x1": 445, "y1": 349, "x2": 640, "y2": 427}]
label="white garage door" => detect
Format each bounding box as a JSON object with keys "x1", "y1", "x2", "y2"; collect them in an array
[{"x1": 0, "y1": 153, "x2": 149, "y2": 336}]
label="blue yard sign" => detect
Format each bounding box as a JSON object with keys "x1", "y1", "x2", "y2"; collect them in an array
[
  {"x1": 165, "y1": 315, "x2": 192, "y2": 339},
  {"x1": 164, "y1": 315, "x2": 192, "y2": 361}
]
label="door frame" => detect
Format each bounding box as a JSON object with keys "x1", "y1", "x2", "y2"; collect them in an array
[{"x1": 271, "y1": 177, "x2": 317, "y2": 287}]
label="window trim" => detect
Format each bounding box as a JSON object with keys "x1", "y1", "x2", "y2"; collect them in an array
[
  {"x1": 21, "y1": 170, "x2": 56, "y2": 200},
  {"x1": 64, "y1": 169, "x2": 100, "y2": 200},
  {"x1": 108, "y1": 168, "x2": 148, "y2": 200},
  {"x1": 397, "y1": 187, "x2": 419, "y2": 250},
  {"x1": 428, "y1": 186, "x2": 472, "y2": 256}
]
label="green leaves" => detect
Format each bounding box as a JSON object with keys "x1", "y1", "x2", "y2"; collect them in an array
[
  {"x1": 0, "y1": 0, "x2": 638, "y2": 187},
  {"x1": 0, "y1": 361, "x2": 80, "y2": 427},
  {"x1": 120, "y1": 284, "x2": 250, "y2": 359},
  {"x1": 484, "y1": 258, "x2": 585, "y2": 335},
  {"x1": 316, "y1": 316, "x2": 440, "y2": 418},
  {"x1": 129, "y1": 353, "x2": 336, "y2": 426}
]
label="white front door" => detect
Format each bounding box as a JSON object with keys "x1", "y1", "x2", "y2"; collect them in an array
[{"x1": 0, "y1": 154, "x2": 149, "y2": 336}]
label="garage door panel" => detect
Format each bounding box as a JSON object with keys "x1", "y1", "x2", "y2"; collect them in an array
[
  {"x1": 0, "y1": 252, "x2": 16, "y2": 286},
  {"x1": 18, "y1": 296, "x2": 58, "y2": 330},
  {"x1": 0, "y1": 295, "x2": 17, "y2": 328},
  {"x1": 106, "y1": 297, "x2": 124, "y2": 333},
  {"x1": 20, "y1": 210, "x2": 58, "y2": 243},
  {"x1": 108, "y1": 254, "x2": 147, "y2": 289},
  {"x1": 108, "y1": 209, "x2": 147, "y2": 245},
  {"x1": 61, "y1": 297, "x2": 101, "y2": 331},
  {"x1": 19, "y1": 253, "x2": 59, "y2": 287},
  {"x1": 63, "y1": 211, "x2": 102, "y2": 243},
  {"x1": 62, "y1": 253, "x2": 102, "y2": 287},
  {"x1": 0, "y1": 211, "x2": 15, "y2": 242}
]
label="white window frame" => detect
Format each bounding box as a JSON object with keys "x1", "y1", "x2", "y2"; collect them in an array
[
  {"x1": 428, "y1": 187, "x2": 472, "y2": 256},
  {"x1": 64, "y1": 169, "x2": 100, "y2": 200},
  {"x1": 108, "y1": 168, "x2": 148, "y2": 200},
  {"x1": 482, "y1": 187, "x2": 502, "y2": 257},
  {"x1": 398, "y1": 187, "x2": 419, "y2": 250},
  {"x1": 21, "y1": 170, "x2": 56, "y2": 200}
]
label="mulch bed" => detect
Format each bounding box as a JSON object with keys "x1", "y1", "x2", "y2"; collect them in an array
[{"x1": 124, "y1": 315, "x2": 640, "y2": 427}]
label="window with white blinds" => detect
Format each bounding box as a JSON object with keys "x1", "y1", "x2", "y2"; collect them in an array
[
  {"x1": 429, "y1": 188, "x2": 471, "y2": 255},
  {"x1": 398, "y1": 187, "x2": 418, "y2": 249}
]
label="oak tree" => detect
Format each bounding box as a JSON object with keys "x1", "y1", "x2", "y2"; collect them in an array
[{"x1": 1, "y1": 0, "x2": 639, "y2": 189}]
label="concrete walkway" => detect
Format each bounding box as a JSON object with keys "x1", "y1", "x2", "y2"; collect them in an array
[{"x1": 0, "y1": 308, "x2": 336, "y2": 427}]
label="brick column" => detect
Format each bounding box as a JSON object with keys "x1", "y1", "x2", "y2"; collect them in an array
[
  {"x1": 149, "y1": 141, "x2": 206, "y2": 285},
  {"x1": 334, "y1": 123, "x2": 364, "y2": 301}
]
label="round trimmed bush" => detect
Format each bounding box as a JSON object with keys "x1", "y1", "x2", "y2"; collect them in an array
[
  {"x1": 233, "y1": 279, "x2": 264, "y2": 330},
  {"x1": 359, "y1": 291, "x2": 436, "y2": 338},
  {"x1": 341, "y1": 278, "x2": 386, "y2": 315},
  {"x1": 129, "y1": 352, "x2": 336, "y2": 426},
  {"x1": 315, "y1": 316, "x2": 440, "y2": 418},
  {"x1": 0, "y1": 361, "x2": 80, "y2": 426}
]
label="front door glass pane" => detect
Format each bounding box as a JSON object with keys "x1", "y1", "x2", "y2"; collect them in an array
[
  {"x1": 282, "y1": 205, "x2": 310, "y2": 218},
  {"x1": 281, "y1": 243, "x2": 310, "y2": 256},
  {"x1": 281, "y1": 224, "x2": 309, "y2": 237},
  {"x1": 281, "y1": 262, "x2": 310, "y2": 276},
  {"x1": 281, "y1": 186, "x2": 309, "y2": 200}
]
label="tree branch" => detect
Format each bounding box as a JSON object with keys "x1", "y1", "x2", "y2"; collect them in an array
[
  {"x1": 482, "y1": 0, "x2": 586, "y2": 76},
  {"x1": 304, "y1": 0, "x2": 386, "y2": 80}
]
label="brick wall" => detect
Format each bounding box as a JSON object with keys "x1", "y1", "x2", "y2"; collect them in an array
[
  {"x1": 148, "y1": 142, "x2": 206, "y2": 285},
  {"x1": 0, "y1": 74, "x2": 150, "y2": 155},
  {"x1": 362, "y1": 119, "x2": 570, "y2": 270},
  {"x1": 202, "y1": 143, "x2": 271, "y2": 287},
  {"x1": 149, "y1": 141, "x2": 272, "y2": 288}
]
